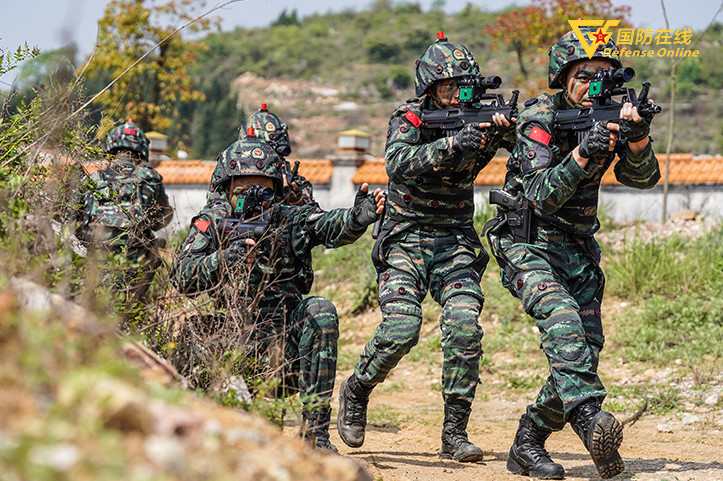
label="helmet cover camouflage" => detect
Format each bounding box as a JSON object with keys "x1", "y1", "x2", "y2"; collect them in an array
[
  {"x1": 548, "y1": 28, "x2": 622, "y2": 89},
  {"x1": 238, "y1": 105, "x2": 292, "y2": 157},
  {"x1": 105, "y1": 119, "x2": 150, "y2": 160},
  {"x1": 414, "y1": 33, "x2": 480, "y2": 97},
  {"x1": 210, "y1": 138, "x2": 284, "y2": 195}
]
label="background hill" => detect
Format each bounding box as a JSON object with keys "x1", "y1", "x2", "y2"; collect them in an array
[{"x1": 177, "y1": 4, "x2": 722, "y2": 158}]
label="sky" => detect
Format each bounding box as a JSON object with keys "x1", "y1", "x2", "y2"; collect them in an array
[{"x1": 1, "y1": 0, "x2": 720, "y2": 78}]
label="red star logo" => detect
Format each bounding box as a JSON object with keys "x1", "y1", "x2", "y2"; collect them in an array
[{"x1": 591, "y1": 28, "x2": 610, "y2": 44}]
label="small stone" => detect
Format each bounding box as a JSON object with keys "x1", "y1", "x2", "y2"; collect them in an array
[
  {"x1": 657, "y1": 423, "x2": 674, "y2": 433},
  {"x1": 704, "y1": 393, "x2": 719, "y2": 406},
  {"x1": 681, "y1": 415, "x2": 699, "y2": 425},
  {"x1": 29, "y1": 443, "x2": 80, "y2": 471}
]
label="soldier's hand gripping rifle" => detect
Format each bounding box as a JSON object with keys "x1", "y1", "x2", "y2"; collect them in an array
[
  {"x1": 421, "y1": 75, "x2": 520, "y2": 133},
  {"x1": 554, "y1": 66, "x2": 662, "y2": 143},
  {"x1": 218, "y1": 185, "x2": 274, "y2": 246}
]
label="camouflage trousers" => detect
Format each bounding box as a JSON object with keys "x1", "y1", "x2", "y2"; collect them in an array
[
  {"x1": 489, "y1": 223, "x2": 606, "y2": 431},
  {"x1": 249, "y1": 296, "x2": 339, "y2": 410},
  {"x1": 354, "y1": 225, "x2": 485, "y2": 404}
]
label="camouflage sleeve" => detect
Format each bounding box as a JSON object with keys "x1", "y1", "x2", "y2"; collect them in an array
[
  {"x1": 290, "y1": 204, "x2": 366, "y2": 251},
  {"x1": 612, "y1": 141, "x2": 660, "y2": 189},
  {"x1": 171, "y1": 211, "x2": 224, "y2": 295},
  {"x1": 384, "y1": 104, "x2": 454, "y2": 182},
  {"x1": 515, "y1": 98, "x2": 592, "y2": 214}
]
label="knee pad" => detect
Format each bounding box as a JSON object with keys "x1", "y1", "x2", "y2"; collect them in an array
[{"x1": 299, "y1": 296, "x2": 338, "y2": 332}]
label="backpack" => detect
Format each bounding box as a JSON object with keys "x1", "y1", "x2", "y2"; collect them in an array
[{"x1": 82, "y1": 159, "x2": 158, "y2": 243}]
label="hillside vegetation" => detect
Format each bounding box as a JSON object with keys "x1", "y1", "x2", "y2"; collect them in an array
[{"x1": 181, "y1": 4, "x2": 722, "y2": 157}]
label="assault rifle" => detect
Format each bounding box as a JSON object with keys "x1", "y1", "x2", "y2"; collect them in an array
[
  {"x1": 421, "y1": 75, "x2": 519, "y2": 133},
  {"x1": 218, "y1": 185, "x2": 274, "y2": 245},
  {"x1": 554, "y1": 66, "x2": 662, "y2": 142}
]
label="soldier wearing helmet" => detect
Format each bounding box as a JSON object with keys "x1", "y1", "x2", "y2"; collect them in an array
[
  {"x1": 238, "y1": 104, "x2": 316, "y2": 206},
  {"x1": 171, "y1": 133, "x2": 385, "y2": 453},
  {"x1": 337, "y1": 32, "x2": 516, "y2": 463},
  {"x1": 485, "y1": 29, "x2": 660, "y2": 480},
  {"x1": 76, "y1": 119, "x2": 173, "y2": 305}
]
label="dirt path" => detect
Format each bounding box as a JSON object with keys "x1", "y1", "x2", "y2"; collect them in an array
[
  {"x1": 291, "y1": 306, "x2": 723, "y2": 481},
  {"x1": 327, "y1": 359, "x2": 723, "y2": 481}
]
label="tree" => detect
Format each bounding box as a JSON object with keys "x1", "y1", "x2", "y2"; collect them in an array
[
  {"x1": 83, "y1": 0, "x2": 218, "y2": 135},
  {"x1": 483, "y1": 0, "x2": 630, "y2": 79}
]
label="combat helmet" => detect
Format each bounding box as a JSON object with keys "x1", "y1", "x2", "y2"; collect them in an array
[
  {"x1": 105, "y1": 119, "x2": 150, "y2": 161},
  {"x1": 238, "y1": 104, "x2": 292, "y2": 157},
  {"x1": 210, "y1": 130, "x2": 284, "y2": 196},
  {"x1": 548, "y1": 28, "x2": 622, "y2": 89},
  {"x1": 414, "y1": 31, "x2": 480, "y2": 97}
]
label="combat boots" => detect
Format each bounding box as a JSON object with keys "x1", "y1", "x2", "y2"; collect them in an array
[
  {"x1": 439, "y1": 399, "x2": 484, "y2": 462},
  {"x1": 569, "y1": 401, "x2": 624, "y2": 479},
  {"x1": 337, "y1": 376, "x2": 372, "y2": 448},
  {"x1": 301, "y1": 405, "x2": 338, "y2": 453},
  {"x1": 506, "y1": 414, "x2": 565, "y2": 479}
]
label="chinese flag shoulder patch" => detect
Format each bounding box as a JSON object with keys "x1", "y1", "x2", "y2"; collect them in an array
[
  {"x1": 194, "y1": 218, "x2": 211, "y2": 233},
  {"x1": 403, "y1": 110, "x2": 422, "y2": 128},
  {"x1": 529, "y1": 126, "x2": 551, "y2": 146}
]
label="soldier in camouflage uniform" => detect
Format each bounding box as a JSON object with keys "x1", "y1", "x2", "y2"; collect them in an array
[
  {"x1": 171, "y1": 135, "x2": 384, "y2": 452},
  {"x1": 337, "y1": 33, "x2": 515, "y2": 462},
  {"x1": 485, "y1": 30, "x2": 660, "y2": 479},
  {"x1": 76, "y1": 119, "x2": 173, "y2": 305},
  {"x1": 238, "y1": 104, "x2": 317, "y2": 206}
]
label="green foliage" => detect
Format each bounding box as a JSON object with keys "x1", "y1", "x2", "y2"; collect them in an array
[
  {"x1": 604, "y1": 226, "x2": 723, "y2": 298},
  {"x1": 609, "y1": 227, "x2": 723, "y2": 370},
  {"x1": 0, "y1": 42, "x2": 40, "y2": 78}
]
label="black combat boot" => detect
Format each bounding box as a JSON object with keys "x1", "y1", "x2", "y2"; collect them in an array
[
  {"x1": 301, "y1": 405, "x2": 338, "y2": 453},
  {"x1": 337, "y1": 376, "x2": 372, "y2": 448},
  {"x1": 506, "y1": 414, "x2": 565, "y2": 479},
  {"x1": 569, "y1": 401, "x2": 624, "y2": 479},
  {"x1": 439, "y1": 399, "x2": 484, "y2": 462}
]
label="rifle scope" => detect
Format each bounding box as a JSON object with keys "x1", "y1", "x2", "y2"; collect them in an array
[
  {"x1": 589, "y1": 67, "x2": 636, "y2": 97},
  {"x1": 457, "y1": 75, "x2": 502, "y2": 101}
]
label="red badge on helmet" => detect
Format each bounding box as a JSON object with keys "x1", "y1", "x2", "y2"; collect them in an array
[
  {"x1": 194, "y1": 218, "x2": 211, "y2": 233},
  {"x1": 529, "y1": 126, "x2": 551, "y2": 146},
  {"x1": 403, "y1": 110, "x2": 422, "y2": 128}
]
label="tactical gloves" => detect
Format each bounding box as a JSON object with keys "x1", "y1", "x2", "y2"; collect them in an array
[
  {"x1": 578, "y1": 122, "x2": 611, "y2": 159},
  {"x1": 350, "y1": 187, "x2": 378, "y2": 230},
  {"x1": 452, "y1": 124, "x2": 485, "y2": 154},
  {"x1": 223, "y1": 240, "x2": 248, "y2": 266},
  {"x1": 619, "y1": 116, "x2": 650, "y2": 143}
]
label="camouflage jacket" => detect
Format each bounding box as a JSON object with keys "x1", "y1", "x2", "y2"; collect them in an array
[
  {"x1": 384, "y1": 96, "x2": 512, "y2": 226},
  {"x1": 77, "y1": 156, "x2": 173, "y2": 246},
  {"x1": 504, "y1": 92, "x2": 660, "y2": 236},
  {"x1": 171, "y1": 197, "x2": 367, "y2": 309}
]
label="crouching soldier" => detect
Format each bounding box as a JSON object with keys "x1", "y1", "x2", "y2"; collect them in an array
[{"x1": 171, "y1": 134, "x2": 384, "y2": 452}]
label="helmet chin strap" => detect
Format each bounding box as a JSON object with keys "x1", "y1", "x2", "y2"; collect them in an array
[{"x1": 430, "y1": 94, "x2": 445, "y2": 109}]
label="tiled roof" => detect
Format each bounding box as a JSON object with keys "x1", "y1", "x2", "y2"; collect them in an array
[
  {"x1": 156, "y1": 160, "x2": 215, "y2": 185},
  {"x1": 143, "y1": 158, "x2": 334, "y2": 185},
  {"x1": 351, "y1": 154, "x2": 723, "y2": 187},
  {"x1": 70, "y1": 153, "x2": 723, "y2": 186}
]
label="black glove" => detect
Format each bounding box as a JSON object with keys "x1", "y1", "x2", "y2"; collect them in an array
[
  {"x1": 452, "y1": 124, "x2": 485, "y2": 154},
  {"x1": 350, "y1": 187, "x2": 378, "y2": 230},
  {"x1": 619, "y1": 116, "x2": 650, "y2": 143},
  {"x1": 223, "y1": 240, "x2": 248, "y2": 266},
  {"x1": 578, "y1": 121, "x2": 611, "y2": 159}
]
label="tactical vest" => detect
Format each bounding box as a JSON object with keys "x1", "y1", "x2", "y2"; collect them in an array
[
  {"x1": 505, "y1": 92, "x2": 618, "y2": 237},
  {"x1": 385, "y1": 100, "x2": 476, "y2": 226}
]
